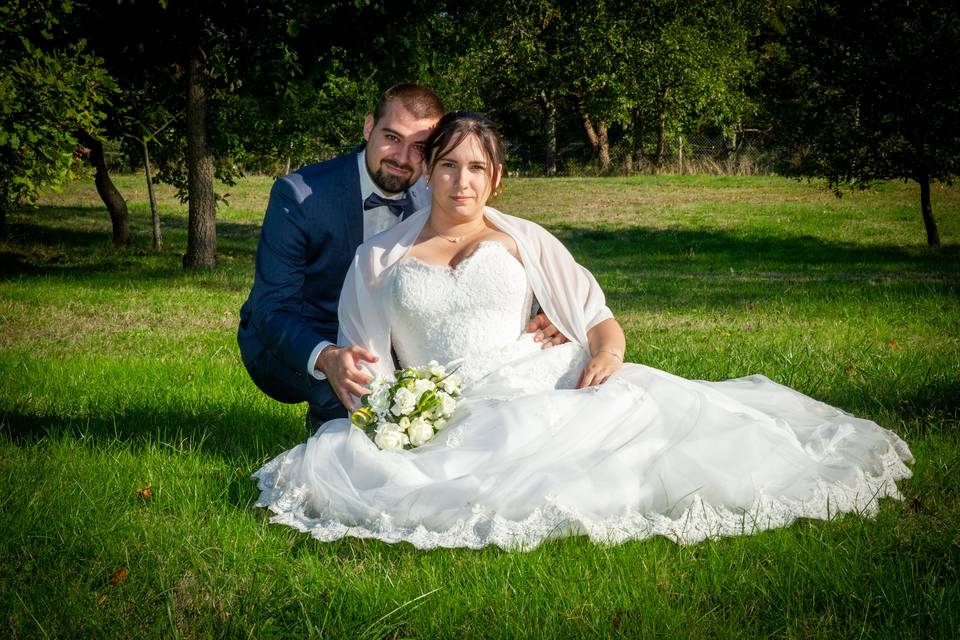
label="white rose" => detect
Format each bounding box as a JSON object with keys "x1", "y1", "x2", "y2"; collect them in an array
[
  {"x1": 374, "y1": 423, "x2": 409, "y2": 450},
  {"x1": 411, "y1": 377, "x2": 436, "y2": 400},
  {"x1": 407, "y1": 417, "x2": 434, "y2": 447},
  {"x1": 369, "y1": 376, "x2": 390, "y2": 393},
  {"x1": 391, "y1": 387, "x2": 417, "y2": 416},
  {"x1": 439, "y1": 375, "x2": 461, "y2": 395},
  {"x1": 427, "y1": 360, "x2": 445, "y2": 378},
  {"x1": 433, "y1": 417, "x2": 447, "y2": 431},
  {"x1": 437, "y1": 391, "x2": 457, "y2": 417},
  {"x1": 368, "y1": 386, "x2": 391, "y2": 414}
]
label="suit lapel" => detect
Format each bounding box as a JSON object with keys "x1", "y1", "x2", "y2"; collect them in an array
[{"x1": 342, "y1": 151, "x2": 364, "y2": 250}]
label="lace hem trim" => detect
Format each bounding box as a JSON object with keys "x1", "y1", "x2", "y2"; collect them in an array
[{"x1": 252, "y1": 447, "x2": 913, "y2": 550}]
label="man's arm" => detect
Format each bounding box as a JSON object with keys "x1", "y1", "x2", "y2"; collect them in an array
[{"x1": 248, "y1": 179, "x2": 328, "y2": 373}]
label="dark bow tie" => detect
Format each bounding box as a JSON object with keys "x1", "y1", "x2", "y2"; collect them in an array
[{"x1": 363, "y1": 192, "x2": 409, "y2": 218}]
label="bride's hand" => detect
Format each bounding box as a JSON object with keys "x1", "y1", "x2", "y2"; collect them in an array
[
  {"x1": 576, "y1": 351, "x2": 622, "y2": 388},
  {"x1": 316, "y1": 345, "x2": 378, "y2": 409}
]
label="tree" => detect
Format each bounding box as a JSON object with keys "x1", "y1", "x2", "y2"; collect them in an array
[
  {"x1": 566, "y1": 0, "x2": 630, "y2": 172},
  {"x1": 761, "y1": 0, "x2": 960, "y2": 247},
  {"x1": 616, "y1": 0, "x2": 758, "y2": 173},
  {"x1": 247, "y1": 0, "x2": 482, "y2": 171},
  {"x1": 75, "y1": 0, "x2": 307, "y2": 268},
  {"x1": 117, "y1": 98, "x2": 179, "y2": 252},
  {"x1": 459, "y1": 0, "x2": 571, "y2": 175},
  {"x1": 0, "y1": 1, "x2": 113, "y2": 238},
  {"x1": 81, "y1": 132, "x2": 130, "y2": 246},
  {"x1": 83, "y1": 0, "x2": 461, "y2": 267}
]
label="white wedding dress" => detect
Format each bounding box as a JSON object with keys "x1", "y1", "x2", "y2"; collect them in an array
[{"x1": 253, "y1": 241, "x2": 913, "y2": 549}]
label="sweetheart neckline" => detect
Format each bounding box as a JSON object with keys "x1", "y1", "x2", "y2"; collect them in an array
[{"x1": 400, "y1": 240, "x2": 523, "y2": 273}]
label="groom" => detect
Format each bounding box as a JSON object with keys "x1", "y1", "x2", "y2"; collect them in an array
[{"x1": 238, "y1": 84, "x2": 564, "y2": 427}]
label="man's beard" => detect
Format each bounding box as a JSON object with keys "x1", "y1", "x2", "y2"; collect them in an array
[{"x1": 369, "y1": 159, "x2": 416, "y2": 194}]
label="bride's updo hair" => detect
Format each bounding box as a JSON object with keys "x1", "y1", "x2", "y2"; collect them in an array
[{"x1": 425, "y1": 111, "x2": 506, "y2": 197}]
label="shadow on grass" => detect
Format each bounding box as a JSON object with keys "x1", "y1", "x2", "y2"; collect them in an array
[
  {"x1": 1, "y1": 207, "x2": 261, "y2": 289},
  {"x1": 4, "y1": 205, "x2": 260, "y2": 253},
  {"x1": 552, "y1": 225, "x2": 960, "y2": 277},
  {"x1": 6, "y1": 207, "x2": 957, "y2": 287},
  {"x1": 0, "y1": 401, "x2": 306, "y2": 465}
]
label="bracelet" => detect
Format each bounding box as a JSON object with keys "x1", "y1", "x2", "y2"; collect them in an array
[{"x1": 596, "y1": 349, "x2": 623, "y2": 361}]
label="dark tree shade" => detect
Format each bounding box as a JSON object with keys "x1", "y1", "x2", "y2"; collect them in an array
[
  {"x1": 761, "y1": 0, "x2": 960, "y2": 247},
  {"x1": 0, "y1": 0, "x2": 113, "y2": 238}
]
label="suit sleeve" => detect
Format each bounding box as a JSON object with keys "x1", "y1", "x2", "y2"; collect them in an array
[{"x1": 248, "y1": 178, "x2": 327, "y2": 374}]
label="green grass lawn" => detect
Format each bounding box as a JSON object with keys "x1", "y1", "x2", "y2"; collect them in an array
[{"x1": 1, "y1": 174, "x2": 958, "y2": 638}]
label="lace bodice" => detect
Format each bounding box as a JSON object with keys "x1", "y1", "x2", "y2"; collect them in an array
[{"x1": 390, "y1": 241, "x2": 534, "y2": 381}]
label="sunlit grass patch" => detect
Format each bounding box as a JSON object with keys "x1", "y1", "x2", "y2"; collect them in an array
[{"x1": 1, "y1": 174, "x2": 957, "y2": 637}]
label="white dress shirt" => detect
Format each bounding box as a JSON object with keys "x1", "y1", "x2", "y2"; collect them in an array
[{"x1": 308, "y1": 150, "x2": 406, "y2": 379}]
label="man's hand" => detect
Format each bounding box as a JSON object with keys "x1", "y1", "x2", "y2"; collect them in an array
[
  {"x1": 315, "y1": 345, "x2": 379, "y2": 410},
  {"x1": 526, "y1": 312, "x2": 569, "y2": 349}
]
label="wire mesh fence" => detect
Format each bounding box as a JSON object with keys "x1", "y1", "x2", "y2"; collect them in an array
[
  {"x1": 101, "y1": 131, "x2": 776, "y2": 178},
  {"x1": 504, "y1": 131, "x2": 774, "y2": 176}
]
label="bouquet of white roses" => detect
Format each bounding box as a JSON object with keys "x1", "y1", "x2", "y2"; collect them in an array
[{"x1": 351, "y1": 360, "x2": 462, "y2": 450}]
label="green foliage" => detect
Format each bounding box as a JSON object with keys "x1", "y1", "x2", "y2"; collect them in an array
[
  {"x1": 615, "y1": 0, "x2": 759, "y2": 164},
  {"x1": 0, "y1": 0, "x2": 114, "y2": 213},
  {"x1": 89, "y1": 1, "x2": 305, "y2": 202},
  {"x1": 7, "y1": 0, "x2": 956, "y2": 243},
  {"x1": 449, "y1": 0, "x2": 759, "y2": 171},
  {"x1": 760, "y1": 0, "x2": 960, "y2": 188}
]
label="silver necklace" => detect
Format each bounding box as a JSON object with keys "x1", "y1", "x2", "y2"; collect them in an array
[{"x1": 430, "y1": 219, "x2": 485, "y2": 243}]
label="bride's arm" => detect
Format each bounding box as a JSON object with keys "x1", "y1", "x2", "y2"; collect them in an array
[{"x1": 577, "y1": 318, "x2": 626, "y2": 388}]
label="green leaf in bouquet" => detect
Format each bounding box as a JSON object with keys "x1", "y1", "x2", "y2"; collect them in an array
[
  {"x1": 351, "y1": 406, "x2": 375, "y2": 430},
  {"x1": 395, "y1": 368, "x2": 417, "y2": 385},
  {"x1": 415, "y1": 390, "x2": 439, "y2": 414}
]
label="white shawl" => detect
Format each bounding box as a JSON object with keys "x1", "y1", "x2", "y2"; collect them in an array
[{"x1": 337, "y1": 206, "x2": 613, "y2": 380}]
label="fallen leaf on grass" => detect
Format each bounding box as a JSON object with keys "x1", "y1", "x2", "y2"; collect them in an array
[
  {"x1": 108, "y1": 566, "x2": 128, "y2": 586},
  {"x1": 887, "y1": 339, "x2": 901, "y2": 349},
  {"x1": 137, "y1": 486, "x2": 153, "y2": 500},
  {"x1": 909, "y1": 494, "x2": 921, "y2": 514}
]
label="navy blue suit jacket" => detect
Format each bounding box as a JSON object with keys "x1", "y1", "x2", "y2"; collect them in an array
[{"x1": 238, "y1": 151, "x2": 428, "y2": 379}]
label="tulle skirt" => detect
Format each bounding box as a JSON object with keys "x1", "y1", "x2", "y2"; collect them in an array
[{"x1": 253, "y1": 336, "x2": 913, "y2": 549}]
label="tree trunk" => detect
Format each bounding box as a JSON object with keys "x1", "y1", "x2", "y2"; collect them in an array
[
  {"x1": 652, "y1": 86, "x2": 670, "y2": 174},
  {"x1": 630, "y1": 108, "x2": 643, "y2": 172},
  {"x1": 577, "y1": 101, "x2": 610, "y2": 172},
  {"x1": 0, "y1": 183, "x2": 8, "y2": 239},
  {"x1": 183, "y1": 52, "x2": 217, "y2": 269},
  {"x1": 653, "y1": 109, "x2": 666, "y2": 174},
  {"x1": 87, "y1": 137, "x2": 131, "y2": 246},
  {"x1": 539, "y1": 91, "x2": 557, "y2": 176},
  {"x1": 142, "y1": 138, "x2": 162, "y2": 252},
  {"x1": 596, "y1": 120, "x2": 610, "y2": 173},
  {"x1": 678, "y1": 135, "x2": 684, "y2": 175},
  {"x1": 918, "y1": 173, "x2": 941, "y2": 248}
]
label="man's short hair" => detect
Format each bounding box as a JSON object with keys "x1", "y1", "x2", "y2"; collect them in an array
[{"x1": 373, "y1": 84, "x2": 444, "y2": 123}]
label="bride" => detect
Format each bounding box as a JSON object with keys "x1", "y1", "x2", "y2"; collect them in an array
[{"x1": 253, "y1": 112, "x2": 913, "y2": 550}]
